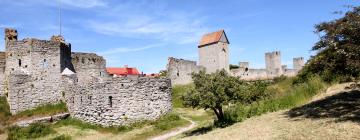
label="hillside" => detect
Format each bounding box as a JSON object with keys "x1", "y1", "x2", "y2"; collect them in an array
[{"x1": 178, "y1": 83, "x2": 360, "y2": 140}]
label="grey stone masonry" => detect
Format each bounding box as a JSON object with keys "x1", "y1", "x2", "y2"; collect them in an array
[
  {"x1": 62, "y1": 76, "x2": 172, "y2": 126},
  {"x1": 2, "y1": 28, "x2": 172, "y2": 126}
]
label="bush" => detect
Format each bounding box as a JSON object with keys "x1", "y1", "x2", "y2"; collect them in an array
[
  {"x1": 7, "y1": 123, "x2": 55, "y2": 140},
  {"x1": 224, "y1": 76, "x2": 326, "y2": 123}
]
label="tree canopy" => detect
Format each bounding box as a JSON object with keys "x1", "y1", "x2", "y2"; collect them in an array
[
  {"x1": 181, "y1": 70, "x2": 268, "y2": 122},
  {"x1": 298, "y1": 6, "x2": 360, "y2": 82}
]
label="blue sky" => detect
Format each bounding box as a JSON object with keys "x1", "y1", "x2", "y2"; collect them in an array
[{"x1": 0, "y1": 0, "x2": 358, "y2": 73}]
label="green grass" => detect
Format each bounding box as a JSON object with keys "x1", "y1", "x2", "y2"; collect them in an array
[
  {"x1": 132, "y1": 113, "x2": 189, "y2": 140},
  {"x1": 54, "y1": 112, "x2": 189, "y2": 135},
  {"x1": 7, "y1": 123, "x2": 56, "y2": 140},
  {"x1": 51, "y1": 134, "x2": 72, "y2": 140},
  {"x1": 0, "y1": 96, "x2": 11, "y2": 124},
  {"x1": 224, "y1": 75, "x2": 327, "y2": 122},
  {"x1": 10, "y1": 102, "x2": 68, "y2": 122},
  {"x1": 172, "y1": 84, "x2": 194, "y2": 108}
]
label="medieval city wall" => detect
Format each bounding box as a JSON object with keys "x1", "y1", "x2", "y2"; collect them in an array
[
  {"x1": 5, "y1": 39, "x2": 65, "y2": 113},
  {"x1": 167, "y1": 57, "x2": 204, "y2": 85},
  {"x1": 0, "y1": 52, "x2": 6, "y2": 96},
  {"x1": 71, "y1": 52, "x2": 108, "y2": 83},
  {"x1": 198, "y1": 42, "x2": 229, "y2": 73},
  {"x1": 62, "y1": 76, "x2": 172, "y2": 126}
]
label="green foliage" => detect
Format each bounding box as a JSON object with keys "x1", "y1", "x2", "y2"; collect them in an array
[
  {"x1": 11, "y1": 102, "x2": 68, "y2": 121},
  {"x1": 224, "y1": 76, "x2": 326, "y2": 123},
  {"x1": 229, "y1": 64, "x2": 239, "y2": 70},
  {"x1": 159, "y1": 70, "x2": 168, "y2": 77},
  {"x1": 298, "y1": 6, "x2": 360, "y2": 83},
  {"x1": 51, "y1": 135, "x2": 72, "y2": 140},
  {"x1": 55, "y1": 113, "x2": 187, "y2": 134},
  {"x1": 182, "y1": 70, "x2": 269, "y2": 123},
  {"x1": 153, "y1": 113, "x2": 182, "y2": 130},
  {"x1": 172, "y1": 84, "x2": 194, "y2": 108},
  {"x1": 7, "y1": 123, "x2": 55, "y2": 140},
  {"x1": 0, "y1": 96, "x2": 11, "y2": 124}
]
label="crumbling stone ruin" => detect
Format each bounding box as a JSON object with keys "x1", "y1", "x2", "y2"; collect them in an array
[
  {"x1": 2, "y1": 28, "x2": 172, "y2": 126},
  {"x1": 167, "y1": 30, "x2": 305, "y2": 85}
]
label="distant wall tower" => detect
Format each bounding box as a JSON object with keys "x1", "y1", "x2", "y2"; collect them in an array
[
  {"x1": 265, "y1": 51, "x2": 282, "y2": 76},
  {"x1": 4, "y1": 28, "x2": 18, "y2": 50},
  {"x1": 198, "y1": 30, "x2": 230, "y2": 73},
  {"x1": 293, "y1": 57, "x2": 304, "y2": 71}
]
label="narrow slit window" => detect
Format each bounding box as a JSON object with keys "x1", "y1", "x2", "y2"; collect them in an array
[
  {"x1": 109, "y1": 96, "x2": 113, "y2": 107},
  {"x1": 18, "y1": 59, "x2": 21, "y2": 66}
]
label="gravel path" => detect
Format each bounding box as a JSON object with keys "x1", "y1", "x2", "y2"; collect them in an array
[{"x1": 149, "y1": 116, "x2": 197, "y2": 140}]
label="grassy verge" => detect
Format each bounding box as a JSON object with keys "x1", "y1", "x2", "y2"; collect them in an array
[
  {"x1": 51, "y1": 112, "x2": 189, "y2": 139},
  {"x1": 0, "y1": 96, "x2": 11, "y2": 124},
  {"x1": 10, "y1": 102, "x2": 68, "y2": 122},
  {"x1": 7, "y1": 123, "x2": 55, "y2": 140},
  {"x1": 224, "y1": 75, "x2": 327, "y2": 122},
  {"x1": 172, "y1": 84, "x2": 194, "y2": 108}
]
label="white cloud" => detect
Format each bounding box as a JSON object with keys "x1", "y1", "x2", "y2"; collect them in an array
[
  {"x1": 98, "y1": 43, "x2": 166, "y2": 55},
  {"x1": 1, "y1": 0, "x2": 107, "y2": 9},
  {"x1": 86, "y1": 1, "x2": 210, "y2": 45}
]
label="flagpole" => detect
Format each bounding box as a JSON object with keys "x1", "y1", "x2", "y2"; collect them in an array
[{"x1": 59, "y1": 0, "x2": 62, "y2": 36}]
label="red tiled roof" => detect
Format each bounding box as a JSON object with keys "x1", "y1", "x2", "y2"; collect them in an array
[
  {"x1": 198, "y1": 29, "x2": 228, "y2": 47},
  {"x1": 106, "y1": 67, "x2": 140, "y2": 75}
]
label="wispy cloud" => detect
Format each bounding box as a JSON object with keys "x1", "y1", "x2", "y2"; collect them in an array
[
  {"x1": 86, "y1": 1, "x2": 210, "y2": 45},
  {"x1": 98, "y1": 43, "x2": 166, "y2": 55},
  {"x1": 0, "y1": 0, "x2": 107, "y2": 9}
]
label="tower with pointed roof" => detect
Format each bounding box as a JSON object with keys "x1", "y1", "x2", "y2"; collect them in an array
[{"x1": 198, "y1": 29, "x2": 230, "y2": 73}]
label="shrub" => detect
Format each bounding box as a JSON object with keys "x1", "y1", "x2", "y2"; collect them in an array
[
  {"x1": 7, "y1": 123, "x2": 55, "y2": 140},
  {"x1": 224, "y1": 76, "x2": 326, "y2": 123}
]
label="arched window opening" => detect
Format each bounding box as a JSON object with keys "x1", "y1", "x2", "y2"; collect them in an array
[
  {"x1": 245, "y1": 68, "x2": 249, "y2": 72},
  {"x1": 109, "y1": 96, "x2": 113, "y2": 107}
]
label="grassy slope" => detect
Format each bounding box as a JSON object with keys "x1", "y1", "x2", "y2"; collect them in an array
[{"x1": 181, "y1": 83, "x2": 360, "y2": 140}]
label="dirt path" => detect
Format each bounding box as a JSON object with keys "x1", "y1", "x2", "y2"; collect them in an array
[
  {"x1": 150, "y1": 116, "x2": 197, "y2": 140},
  {"x1": 180, "y1": 83, "x2": 360, "y2": 140}
]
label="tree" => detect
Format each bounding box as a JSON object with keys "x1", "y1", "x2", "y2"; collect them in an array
[
  {"x1": 298, "y1": 6, "x2": 360, "y2": 82},
  {"x1": 181, "y1": 70, "x2": 268, "y2": 122}
]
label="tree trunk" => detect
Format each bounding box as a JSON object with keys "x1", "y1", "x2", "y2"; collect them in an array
[{"x1": 212, "y1": 107, "x2": 224, "y2": 121}]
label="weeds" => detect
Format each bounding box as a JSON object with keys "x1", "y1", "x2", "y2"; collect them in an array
[{"x1": 7, "y1": 123, "x2": 55, "y2": 140}]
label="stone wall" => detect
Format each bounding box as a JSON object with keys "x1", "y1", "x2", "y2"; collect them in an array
[
  {"x1": 0, "y1": 52, "x2": 5, "y2": 96},
  {"x1": 71, "y1": 52, "x2": 107, "y2": 83},
  {"x1": 5, "y1": 38, "x2": 66, "y2": 114},
  {"x1": 198, "y1": 42, "x2": 229, "y2": 73},
  {"x1": 167, "y1": 57, "x2": 204, "y2": 85},
  {"x1": 265, "y1": 51, "x2": 282, "y2": 77},
  {"x1": 293, "y1": 57, "x2": 305, "y2": 71},
  {"x1": 231, "y1": 68, "x2": 268, "y2": 80},
  {"x1": 62, "y1": 76, "x2": 172, "y2": 126}
]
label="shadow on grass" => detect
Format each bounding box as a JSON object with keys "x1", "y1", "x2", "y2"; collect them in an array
[
  {"x1": 287, "y1": 90, "x2": 360, "y2": 122},
  {"x1": 183, "y1": 125, "x2": 214, "y2": 137}
]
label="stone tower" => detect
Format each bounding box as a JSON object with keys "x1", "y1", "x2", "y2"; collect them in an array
[
  {"x1": 265, "y1": 51, "x2": 282, "y2": 77},
  {"x1": 293, "y1": 57, "x2": 305, "y2": 71},
  {"x1": 198, "y1": 30, "x2": 230, "y2": 73}
]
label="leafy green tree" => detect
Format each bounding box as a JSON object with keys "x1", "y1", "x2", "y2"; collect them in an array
[
  {"x1": 229, "y1": 64, "x2": 239, "y2": 70},
  {"x1": 298, "y1": 6, "x2": 360, "y2": 82},
  {"x1": 181, "y1": 70, "x2": 268, "y2": 122}
]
